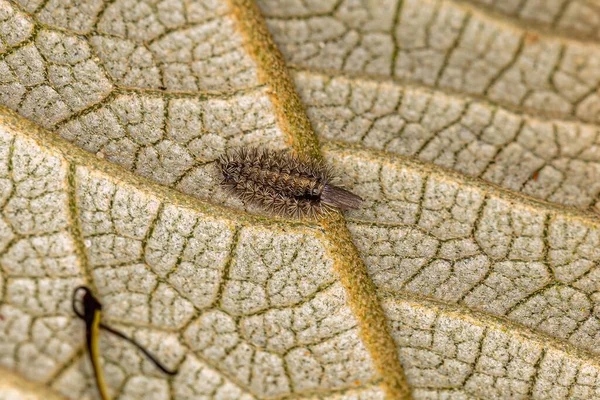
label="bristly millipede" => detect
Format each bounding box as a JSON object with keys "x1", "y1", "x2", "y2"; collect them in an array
[{"x1": 216, "y1": 147, "x2": 363, "y2": 218}]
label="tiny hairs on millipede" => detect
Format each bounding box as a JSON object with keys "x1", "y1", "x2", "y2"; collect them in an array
[{"x1": 216, "y1": 147, "x2": 363, "y2": 218}]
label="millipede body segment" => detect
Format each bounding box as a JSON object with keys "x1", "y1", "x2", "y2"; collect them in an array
[{"x1": 216, "y1": 147, "x2": 363, "y2": 218}]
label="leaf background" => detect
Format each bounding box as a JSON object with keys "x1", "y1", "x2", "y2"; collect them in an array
[{"x1": 2, "y1": 0, "x2": 600, "y2": 398}]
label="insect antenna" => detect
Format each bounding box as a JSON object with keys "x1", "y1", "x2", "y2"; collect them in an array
[{"x1": 97, "y1": 324, "x2": 177, "y2": 376}]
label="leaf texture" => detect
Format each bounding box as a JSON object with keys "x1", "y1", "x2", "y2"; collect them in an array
[{"x1": 1, "y1": 0, "x2": 600, "y2": 399}]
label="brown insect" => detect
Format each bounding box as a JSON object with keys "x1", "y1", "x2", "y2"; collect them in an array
[{"x1": 216, "y1": 147, "x2": 363, "y2": 218}]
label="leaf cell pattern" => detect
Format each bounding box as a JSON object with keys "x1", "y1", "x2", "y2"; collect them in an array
[
  {"x1": 2, "y1": 0, "x2": 600, "y2": 399},
  {"x1": 463, "y1": 0, "x2": 600, "y2": 42},
  {"x1": 324, "y1": 143, "x2": 600, "y2": 357}
]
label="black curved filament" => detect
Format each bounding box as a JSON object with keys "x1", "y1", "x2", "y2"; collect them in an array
[{"x1": 72, "y1": 285, "x2": 178, "y2": 400}]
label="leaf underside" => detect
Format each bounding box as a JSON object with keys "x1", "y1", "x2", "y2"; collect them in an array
[{"x1": 2, "y1": 0, "x2": 600, "y2": 399}]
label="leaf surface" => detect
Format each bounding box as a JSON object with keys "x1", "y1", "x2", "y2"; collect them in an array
[{"x1": 1, "y1": 0, "x2": 600, "y2": 399}]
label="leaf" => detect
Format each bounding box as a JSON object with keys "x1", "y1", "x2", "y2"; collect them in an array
[{"x1": 1, "y1": 0, "x2": 600, "y2": 399}]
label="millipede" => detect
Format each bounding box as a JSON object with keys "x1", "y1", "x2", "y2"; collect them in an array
[{"x1": 216, "y1": 147, "x2": 363, "y2": 218}]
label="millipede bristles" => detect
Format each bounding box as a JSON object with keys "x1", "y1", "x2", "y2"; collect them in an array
[{"x1": 216, "y1": 147, "x2": 363, "y2": 218}]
